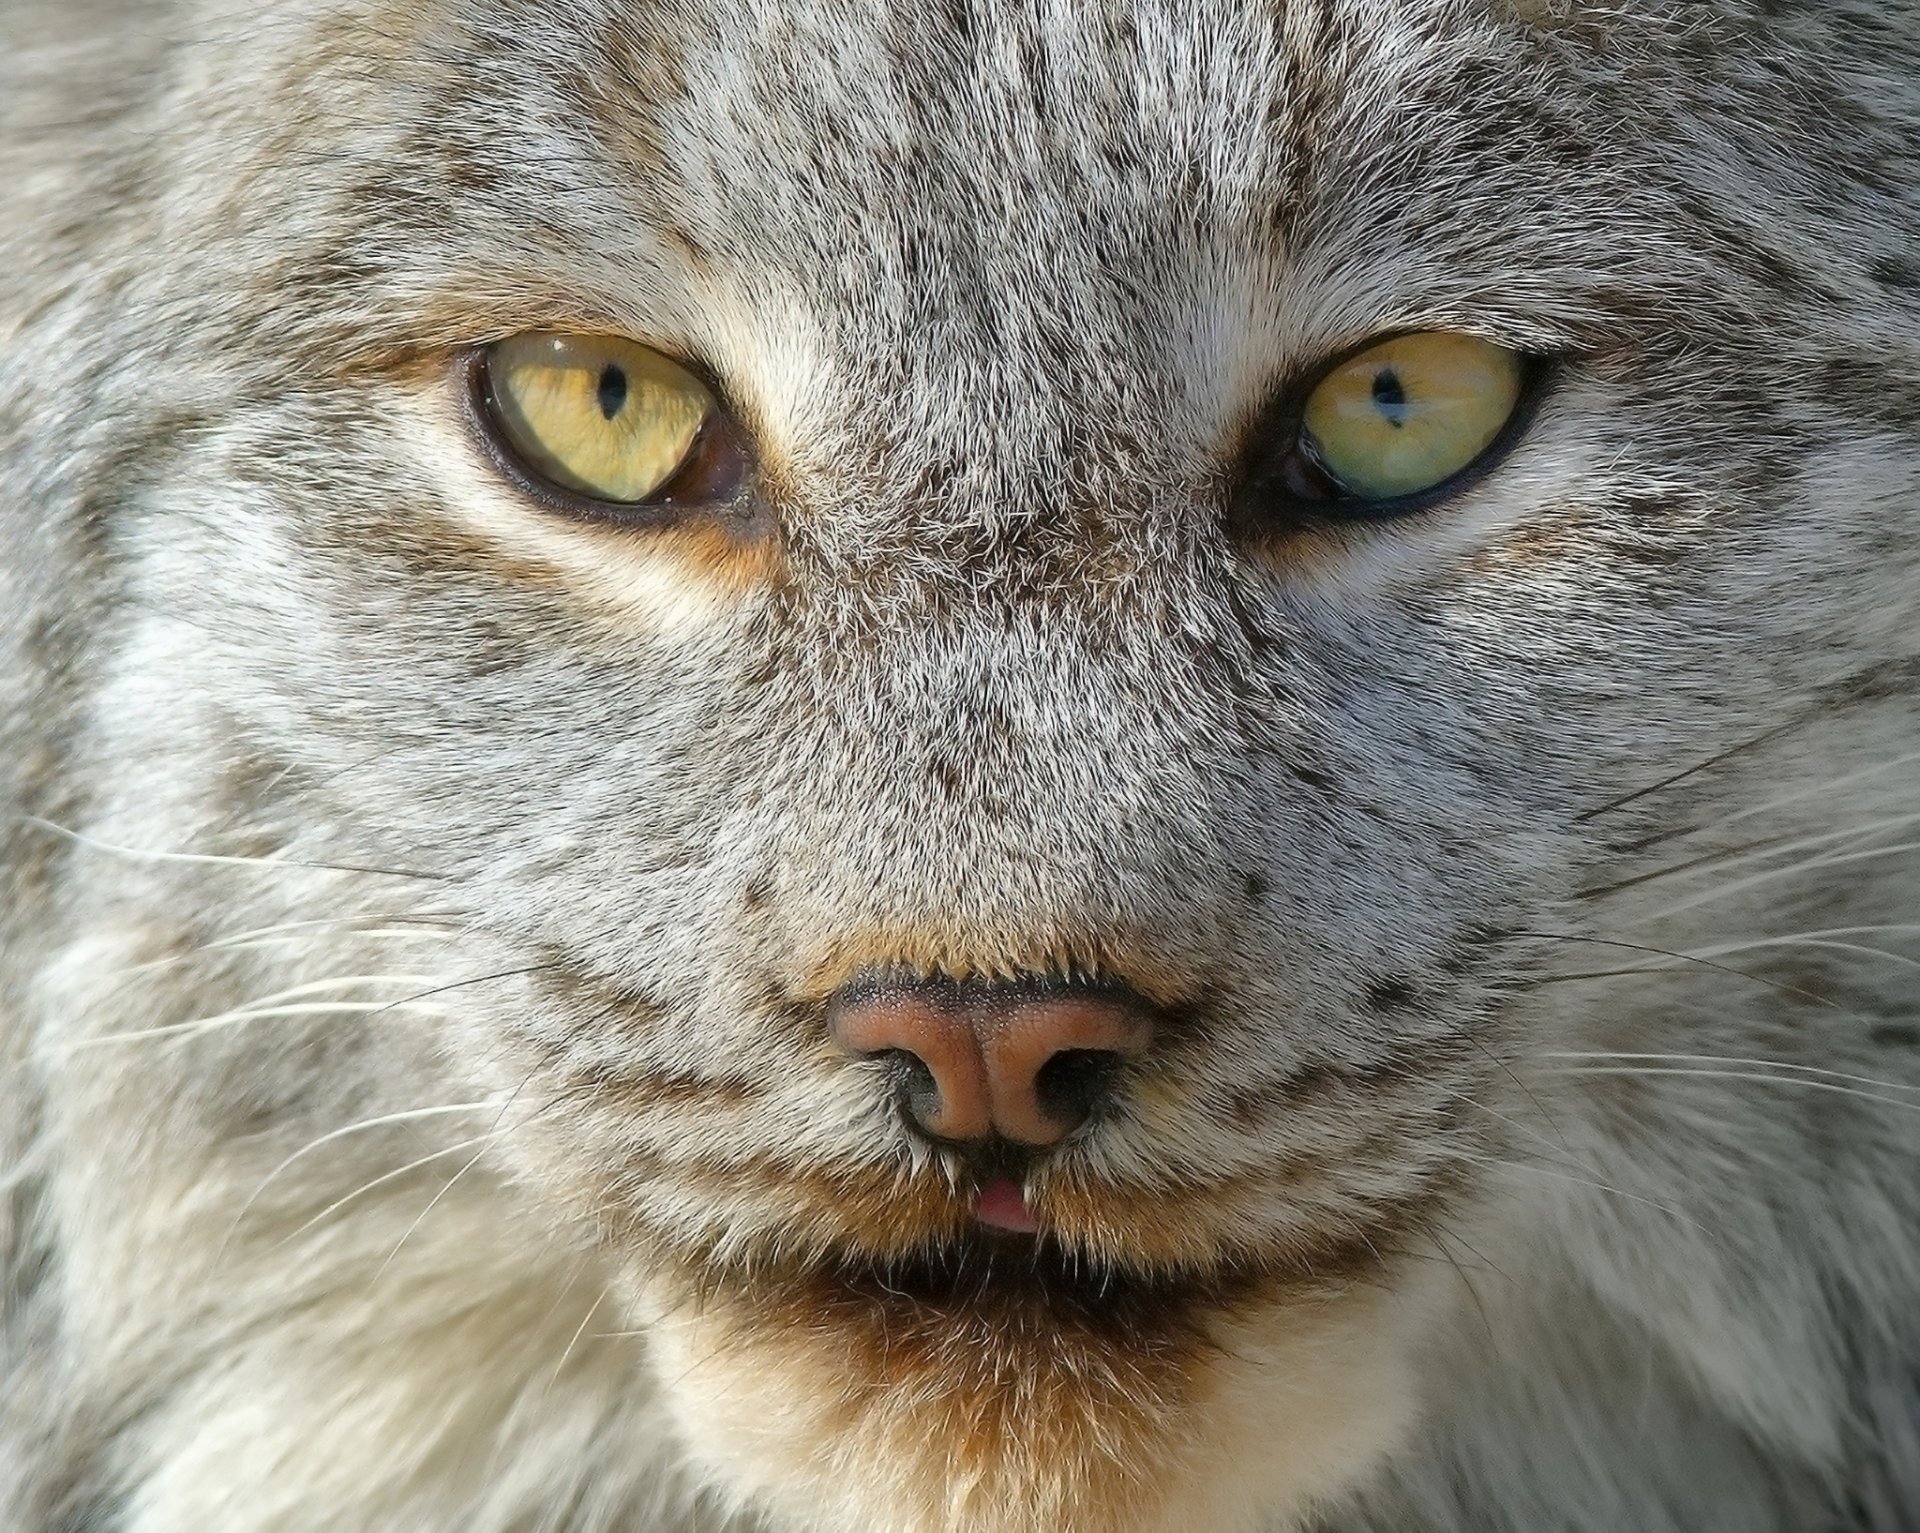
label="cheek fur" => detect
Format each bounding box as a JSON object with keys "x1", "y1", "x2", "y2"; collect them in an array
[{"x1": 396, "y1": 388, "x2": 778, "y2": 638}]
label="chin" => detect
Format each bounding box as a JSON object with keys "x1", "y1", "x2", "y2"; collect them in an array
[{"x1": 621, "y1": 1180, "x2": 1435, "y2": 1533}]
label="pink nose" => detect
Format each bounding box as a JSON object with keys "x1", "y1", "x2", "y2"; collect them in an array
[{"x1": 826, "y1": 978, "x2": 1155, "y2": 1146}]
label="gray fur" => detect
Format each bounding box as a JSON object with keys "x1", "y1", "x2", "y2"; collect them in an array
[{"x1": 4, "y1": 0, "x2": 1920, "y2": 1528}]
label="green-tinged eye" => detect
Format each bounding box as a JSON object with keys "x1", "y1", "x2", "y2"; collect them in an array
[
  {"x1": 1293, "y1": 332, "x2": 1527, "y2": 504},
  {"x1": 477, "y1": 332, "x2": 742, "y2": 509}
]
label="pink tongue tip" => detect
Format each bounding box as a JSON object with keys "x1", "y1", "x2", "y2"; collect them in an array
[{"x1": 975, "y1": 1178, "x2": 1040, "y2": 1234}]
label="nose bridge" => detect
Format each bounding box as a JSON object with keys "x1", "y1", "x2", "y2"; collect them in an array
[
  {"x1": 860, "y1": 613, "x2": 1203, "y2": 862},
  {"x1": 764, "y1": 614, "x2": 1240, "y2": 1005}
]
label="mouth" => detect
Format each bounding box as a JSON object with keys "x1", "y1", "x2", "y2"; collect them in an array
[
  {"x1": 566, "y1": 1054, "x2": 1471, "y2": 1344},
  {"x1": 973, "y1": 1175, "x2": 1042, "y2": 1233},
  {"x1": 628, "y1": 1154, "x2": 1418, "y2": 1349},
  {"x1": 668, "y1": 1223, "x2": 1270, "y2": 1364}
]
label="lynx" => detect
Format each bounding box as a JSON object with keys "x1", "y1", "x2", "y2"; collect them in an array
[{"x1": 5, "y1": 0, "x2": 1920, "y2": 1529}]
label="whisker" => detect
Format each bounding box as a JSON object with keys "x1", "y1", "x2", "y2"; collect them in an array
[
  {"x1": 1571, "y1": 714, "x2": 1809, "y2": 824},
  {"x1": 1566, "y1": 810, "x2": 1920, "y2": 906},
  {"x1": 72, "y1": 998, "x2": 449, "y2": 1050},
  {"x1": 370, "y1": 963, "x2": 561, "y2": 1016},
  {"x1": 1709, "y1": 745, "x2": 1920, "y2": 833},
  {"x1": 1429, "y1": 1221, "x2": 1511, "y2": 1286},
  {"x1": 1685, "y1": 934, "x2": 1920, "y2": 973},
  {"x1": 1456, "y1": 1151, "x2": 1710, "y2": 1233},
  {"x1": 1642, "y1": 838, "x2": 1920, "y2": 923},
  {"x1": 77, "y1": 962, "x2": 568, "y2": 1050},
  {"x1": 1537, "y1": 931, "x2": 1920, "y2": 985},
  {"x1": 1460, "y1": 1033, "x2": 1573, "y2": 1154},
  {"x1": 118, "y1": 914, "x2": 462, "y2": 976},
  {"x1": 1508, "y1": 931, "x2": 1837, "y2": 1008},
  {"x1": 1590, "y1": 748, "x2": 1920, "y2": 873},
  {"x1": 23, "y1": 815, "x2": 453, "y2": 881},
  {"x1": 1538, "y1": 1050, "x2": 1920, "y2": 1096},
  {"x1": 69, "y1": 974, "x2": 450, "y2": 1050},
  {"x1": 221, "y1": 1100, "x2": 498, "y2": 1256},
  {"x1": 371, "y1": 1142, "x2": 495, "y2": 1285},
  {"x1": 1459, "y1": 1094, "x2": 1591, "y2": 1172},
  {"x1": 268, "y1": 1130, "x2": 509, "y2": 1252},
  {"x1": 1574, "y1": 813, "x2": 1920, "y2": 905},
  {"x1": 540, "y1": 1289, "x2": 612, "y2": 1399},
  {"x1": 1574, "y1": 831, "x2": 1813, "y2": 904},
  {"x1": 1535, "y1": 1065, "x2": 1920, "y2": 1116}
]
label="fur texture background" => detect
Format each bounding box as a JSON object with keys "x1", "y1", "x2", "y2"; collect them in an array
[{"x1": 4, "y1": 0, "x2": 1920, "y2": 1528}]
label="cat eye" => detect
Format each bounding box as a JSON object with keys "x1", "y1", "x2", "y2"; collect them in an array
[
  {"x1": 1262, "y1": 332, "x2": 1533, "y2": 516},
  {"x1": 470, "y1": 333, "x2": 746, "y2": 517}
]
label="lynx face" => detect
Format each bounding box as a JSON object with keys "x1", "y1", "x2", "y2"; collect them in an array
[{"x1": 6, "y1": 1, "x2": 1920, "y2": 1531}]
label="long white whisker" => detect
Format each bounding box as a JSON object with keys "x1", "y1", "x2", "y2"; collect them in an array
[
  {"x1": 1708, "y1": 924, "x2": 1920, "y2": 940},
  {"x1": 1583, "y1": 812, "x2": 1920, "y2": 905},
  {"x1": 1512, "y1": 931, "x2": 1835, "y2": 1007},
  {"x1": 118, "y1": 916, "x2": 461, "y2": 976},
  {"x1": 67, "y1": 964, "x2": 551, "y2": 1052},
  {"x1": 1459, "y1": 1095, "x2": 1593, "y2": 1171},
  {"x1": 1539, "y1": 1050, "x2": 1920, "y2": 1093},
  {"x1": 1683, "y1": 935, "x2": 1920, "y2": 972},
  {"x1": 1644, "y1": 838, "x2": 1920, "y2": 922},
  {"x1": 221, "y1": 1101, "x2": 498, "y2": 1256},
  {"x1": 1457, "y1": 1152, "x2": 1711, "y2": 1233},
  {"x1": 71, "y1": 975, "x2": 449, "y2": 1050},
  {"x1": 1535, "y1": 1065, "x2": 1920, "y2": 1115},
  {"x1": 1547, "y1": 932, "x2": 1920, "y2": 985},
  {"x1": 542, "y1": 1290, "x2": 611, "y2": 1397},
  {"x1": 364, "y1": 1075, "x2": 552, "y2": 1283},
  {"x1": 73, "y1": 1001, "x2": 447, "y2": 1049},
  {"x1": 371, "y1": 1144, "x2": 495, "y2": 1285},
  {"x1": 270, "y1": 1131, "x2": 507, "y2": 1252},
  {"x1": 23, "y1": 815, "x2": 450, "y2": 880},
  {"x1": 1712, "y1": 746, "x2": 1920, "y2": 832}
]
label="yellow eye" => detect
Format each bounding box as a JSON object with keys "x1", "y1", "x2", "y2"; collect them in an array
[
  {"x1": 1295, "y1": 332, "x2": 1526, "y2": 503},
  {"x1": 477, "y1": 333, "x2": 736, "y2": 507}
]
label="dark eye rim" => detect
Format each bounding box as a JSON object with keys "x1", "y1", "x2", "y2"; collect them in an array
[
  {"x1": 1230, "y1": 334, "x2": 1556, "y2": 534},
  {"x1": 459, "y1": 342, "x2": 754, "y2": 529}
]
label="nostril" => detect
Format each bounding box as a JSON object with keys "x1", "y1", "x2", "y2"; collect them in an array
[
  {"x1": 826, "y1": 973, "x2": 1157, "y2": 1149},
  {"x1": 876, "y1": 1048, "x2": 944, "y2": 1132},
  {"x1": 1032, "y1": 1048, "x2": 1125, "y2": 1134}
]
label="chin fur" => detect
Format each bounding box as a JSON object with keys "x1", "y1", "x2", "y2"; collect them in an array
[{"x1": 643, "y1": 1264, "x2": 1425, "y2": 1533}]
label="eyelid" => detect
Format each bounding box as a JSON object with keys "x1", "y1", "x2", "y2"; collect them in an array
[
  {"x1": 1234, "y1": 335, "x2": 1553, "y2": 528},
  {"x1": 461, "y1": 338, "x2": 753, "y2": 526}
]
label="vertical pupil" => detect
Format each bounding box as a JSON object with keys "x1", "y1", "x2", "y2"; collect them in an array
[
  {"x1": 1370, "y1": 367, "x2": 1408, "y2": 427},
  {"x1": 596, "y1": 363, "x2": 628, "y2": 421}
]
